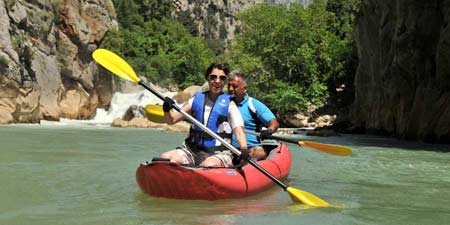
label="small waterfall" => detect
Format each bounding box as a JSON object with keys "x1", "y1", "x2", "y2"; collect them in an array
[
  {"x1": 41, "y1": 90, "x2": 176, "y2": 126},
  {"x1": 90, "y1": 90, "x2": 175, "y2": 124}
]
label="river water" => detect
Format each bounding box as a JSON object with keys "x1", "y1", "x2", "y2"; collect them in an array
[{"x1": 1, "y1": 124, "x2": 449, "y2": 225}]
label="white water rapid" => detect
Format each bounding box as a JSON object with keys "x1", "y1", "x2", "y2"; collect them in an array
[{"x1": 40, "y1": 90, "x2": 176, "y2": 126}]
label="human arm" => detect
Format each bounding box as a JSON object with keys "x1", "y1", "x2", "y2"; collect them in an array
[
  {"x1": 267, "y1": 118, "x2": 280, "y2": 133},
  {"x1": 163, "y1": 98, "x2": 192, "y2": 125},
  {"x1": 228, "y1": 101, "x2": 247, "y2": 150},
  {"x1": 233, "y1": 126, "x2": 247, "y2": 150},
  {"x1": 253, "y1": 99, "x2": 279, "y2": 138}
]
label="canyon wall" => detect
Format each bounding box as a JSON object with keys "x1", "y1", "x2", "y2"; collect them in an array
[
  {"x1": 0, "y1": 0, "x2": 117, "y2": 123},
  {"x1": 351, "y1": 0, "x2": 450, "y2": 143}
]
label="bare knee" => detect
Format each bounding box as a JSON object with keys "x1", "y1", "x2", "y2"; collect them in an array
[
  {"x1": 160, "y1": 150, "x2": 183, "y2": 164},
  {"x1": 249, "y1": 146, "x2": 267, "y2": 160},
  {"x1": 200, "y1": 157, "x2": 221, "y2": 167},
  {"x1": 160, "y1": 152, "x2": 171, "y2": 159}
]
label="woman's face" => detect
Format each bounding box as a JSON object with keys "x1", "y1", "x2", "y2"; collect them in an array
[{"x1": 207, "y1": 68, "x2": 227, "y2": 95}]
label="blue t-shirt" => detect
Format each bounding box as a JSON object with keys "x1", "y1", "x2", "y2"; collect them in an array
[{"x1": 232, "y1": 93, "x2": 276, "y2": 148}]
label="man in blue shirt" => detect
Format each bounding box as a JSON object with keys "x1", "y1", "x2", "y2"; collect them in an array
[{"x1": 228, "y1": 71, "x2": 280, "y2": 160}]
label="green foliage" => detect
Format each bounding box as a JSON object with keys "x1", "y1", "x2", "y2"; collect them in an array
[
  {"x1": 169, "y1": 36, "x2": 214, "y2": 88},
  {"x1": 115, "y1": 0, "x2": 174, "y2": 26},
  {"x1": 135, "y1": 0, "x2": 175, "y2": 21},
  {"x1": 11, "y1": 33, "x2": 25, "y2": 50},
  {"x1": 0, "y1": 56, "x2": 9, "y2": 68},
  {"x1": 115, "y1": 0, "x2": 144, "y2": 28},
  {"x1": 325, "y1": 0, "x2": 359, "y2": 100},
  {"x1": 326, "y1": 0, "x2": 360, "y2": 40},
  {"x1": 228, "y1": 1, "x2": 358, "y2": 114},
  {"x1": 101, "y1": 0, "x2": 215, "y2": 89}
]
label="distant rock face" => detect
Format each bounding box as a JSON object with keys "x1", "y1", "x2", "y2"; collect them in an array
[
  {"x1": 351, "y1": 0, "x2": 450, "y2": 143},
  {"x1": 0, "y1": 0, "x2": 117, "y2": 123},
  {"x1": 174, "y1": 0, "x2": 312, "y2": 48},
  {"x1": 174, "y1": 0, "x2": 265, "y2": 48}
]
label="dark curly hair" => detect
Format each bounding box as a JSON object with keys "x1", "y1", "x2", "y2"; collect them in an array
[{"x1": 204, "y1": 62, "x2": 230, "y2": 79}]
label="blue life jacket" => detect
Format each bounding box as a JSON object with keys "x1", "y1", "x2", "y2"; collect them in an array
[{"x1": 187, "y1": 91, "x2": 232, "y2": 152}]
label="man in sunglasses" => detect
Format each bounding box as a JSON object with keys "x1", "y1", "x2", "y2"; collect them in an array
[
  {"x1": 228, "y1": 71, "x2": 279, "y2": 160},
  {"x1": 160, "y1": 63, "x2": 248, "y2": 167}
]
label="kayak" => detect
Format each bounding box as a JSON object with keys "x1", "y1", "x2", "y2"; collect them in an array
[{"x1": 135, "y1": 140, "x2": 292, "y2": 200}]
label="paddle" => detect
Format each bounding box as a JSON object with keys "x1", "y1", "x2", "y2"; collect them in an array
[
  {"x1": 246, "y1": 131, "x2": 352, "y2": 156},
  {"x1": 145, "y1": 104, "x2": 165, "y2": 123},
  {"x1": 92, "y1": 48, "x2": 330, "y2": 207}
]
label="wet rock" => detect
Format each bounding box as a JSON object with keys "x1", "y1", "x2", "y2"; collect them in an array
[
  {"x1": 122, "y1": 105, "x2": 145, "y2": 121},
  {"x1": 111, "y1": 117, "x2": 190, "y2": 133},
  {"x1": 172, "y1": 83, "x2": 209, "y2": 104}
]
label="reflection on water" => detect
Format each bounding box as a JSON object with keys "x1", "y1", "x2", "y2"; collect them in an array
[{"x1": 135, "y1": 186, "x2": 291, "y2": 225}]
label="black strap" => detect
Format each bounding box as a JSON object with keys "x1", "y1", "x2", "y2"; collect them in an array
[
  {"x1": 203, "y1": 146, "x2": 228, "y2": 152},
  {"x1": 185, "y1": 139, "x2": 228, "y2": 153},
  {"x1": 189, "y1": 129, "x2": 232, "y2": 139}
]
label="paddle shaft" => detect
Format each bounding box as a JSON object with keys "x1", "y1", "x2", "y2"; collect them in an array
[
  {"x1": 246, "y1": 130, "x2": 298, "y2": 144},
  {"x1": 138, "y1": 80, "x2": 289, "y2": 191}
]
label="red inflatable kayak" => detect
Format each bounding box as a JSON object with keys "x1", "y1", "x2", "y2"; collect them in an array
[{"x1": 135, "y1": 141, "x2": 292, "y2": 200}]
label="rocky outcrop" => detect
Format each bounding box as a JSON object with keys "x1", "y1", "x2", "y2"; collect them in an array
[
  {"x1": 350, "y1": 0, "x2": 450, "y2": 143},
  {"x1": 175, "y1": 0, "x2": 264, "y2": 48},
  {"x1": 112, "y1": 117, "x2": 191, "y2": 133},
  {"x1": 0, "y1": 0, "x2": 117, "y2": 123},
  {"x1": 172, "y1": 82, "x2": 209, "y2": 104},
  {"x1": 174, "y1": 0, "x2": 312, "y2": 47}
]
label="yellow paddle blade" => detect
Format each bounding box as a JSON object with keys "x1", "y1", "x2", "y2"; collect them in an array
[
  {"x1": 299, "y1": 141, "x2": 352, "y2": 156},
  {"x1": 286, "y1": 187, "x2": 330, "y2": 207},
  {"x1": 92, "y1": 49, "x2": 141, "y2": 83},
  {"x1": 145, "y1": 104, "x2": 165, "y2": 123}
]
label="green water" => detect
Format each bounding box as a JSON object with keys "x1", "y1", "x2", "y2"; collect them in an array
[{"x1": 0, "y1": 125, "x2": 449, "y2": 225}]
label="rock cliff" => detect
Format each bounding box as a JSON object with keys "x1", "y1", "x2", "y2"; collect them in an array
[
  {"x1": 350, "y1": 0, "x2": 450, "y2": 143},
  {"x1": 174, "y1": 0, "x2": 311, "y2": 48},
  {"x1": 0, "y1": 0, "x2": 117, "y2": 123},
  {"x1": 174, "y1": 0, "x2": 264, "y2": 49}
]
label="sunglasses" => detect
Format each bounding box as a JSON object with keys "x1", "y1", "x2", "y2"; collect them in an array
[
  {"x1": 208, "y1": 74, "x2": 227, "y2": 81},
  {"x1": 229, "y1": 84, "x2": 241, "y2": 89}
]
